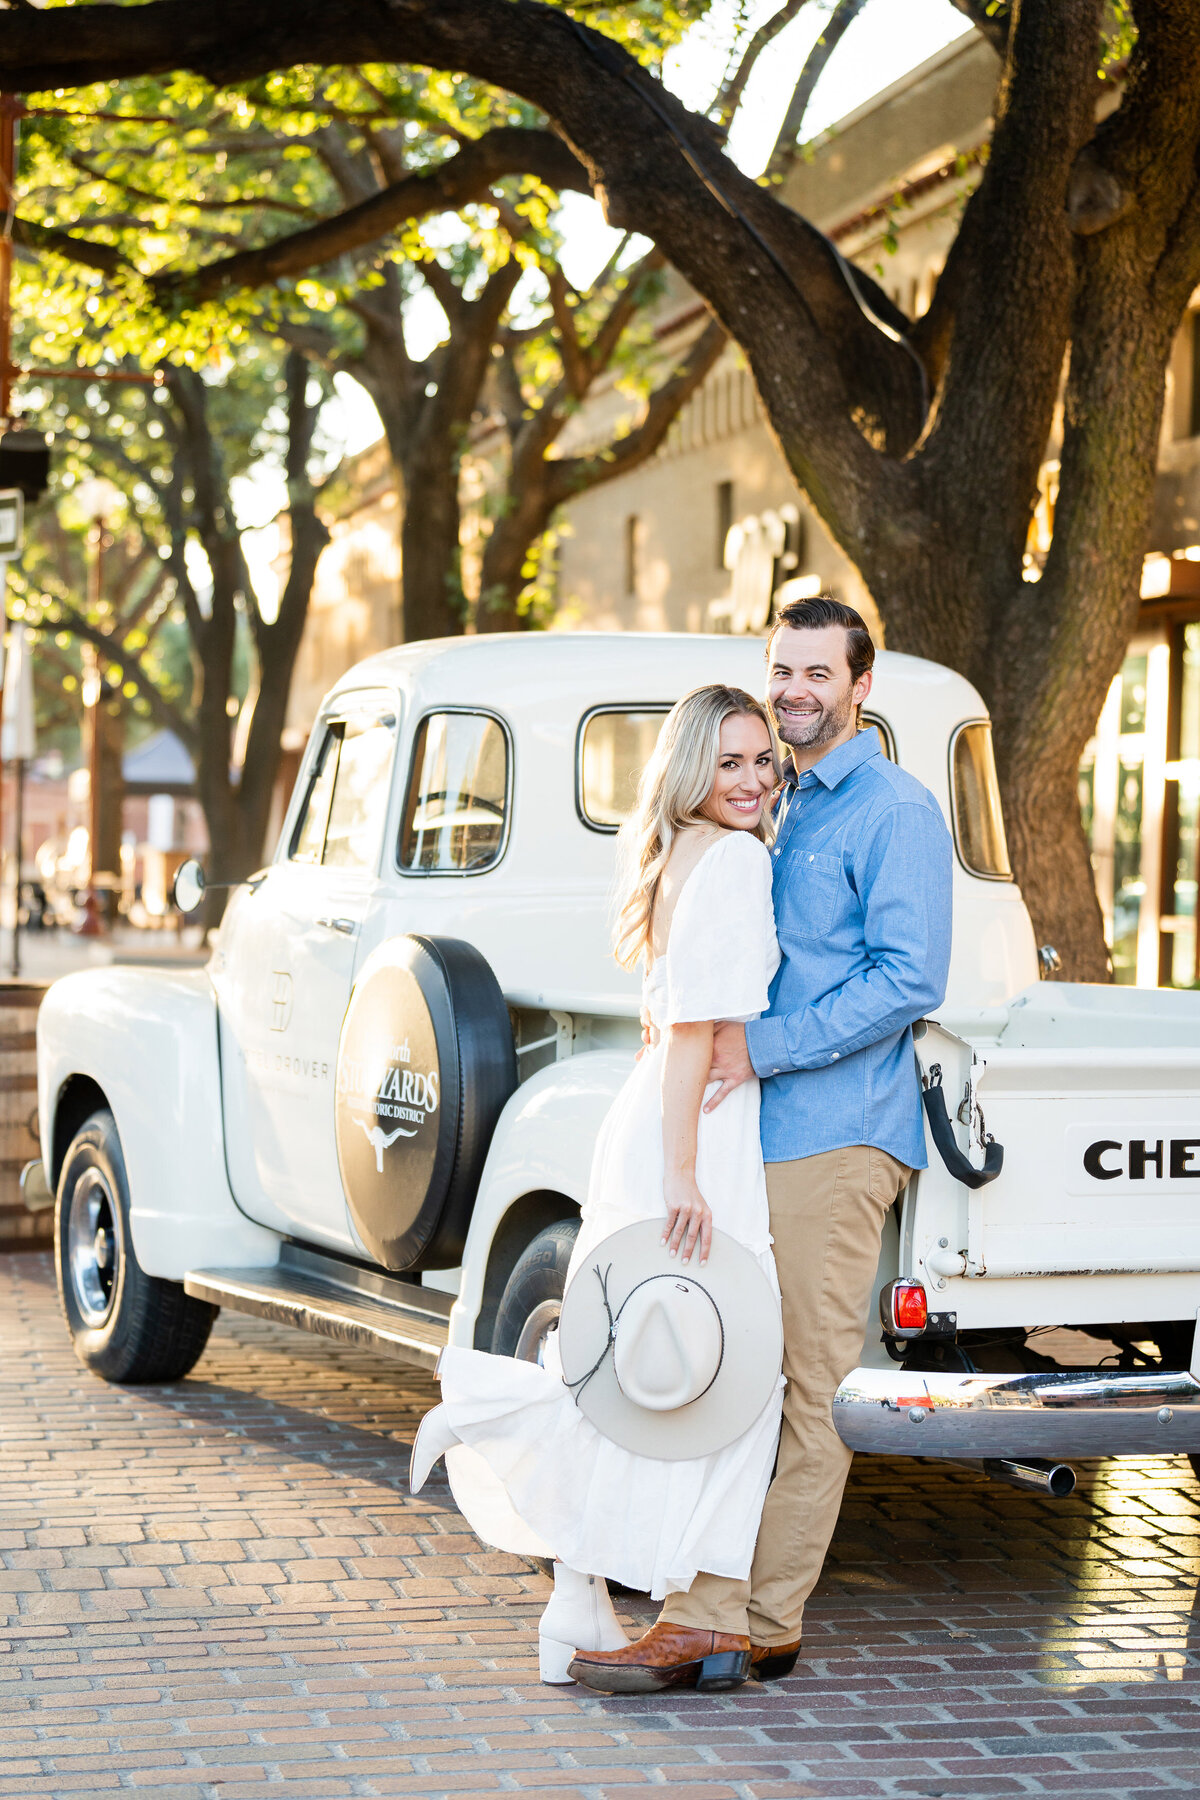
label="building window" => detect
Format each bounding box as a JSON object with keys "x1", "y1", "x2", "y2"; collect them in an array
[
  {"x1": 716, "y1": 480, "x2": 733, "y2": 569},
  {"x1": 623, "y1": 515, "x2": 642, "y2": 597}
]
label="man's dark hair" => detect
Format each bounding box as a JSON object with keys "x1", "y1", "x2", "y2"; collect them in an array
[{"x1": 766, "y1": 595, "x2": 875, "y2": 687}]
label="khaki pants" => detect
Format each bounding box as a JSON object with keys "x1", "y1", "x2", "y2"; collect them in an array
[{"x1": 659, "y1": 1144, "x2": 909, "y2": 1646}]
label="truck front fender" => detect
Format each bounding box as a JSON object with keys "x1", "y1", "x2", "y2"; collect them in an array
[
  {"x1": 39, "y1": 966, "x2": 279, "y2": 1282},
  {"x1": 447, "y1": 1049, "x2": 630, "y2": 1349}
]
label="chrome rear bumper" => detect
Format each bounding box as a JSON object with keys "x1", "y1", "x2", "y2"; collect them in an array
[{"x1": 832, "y1": 1365, "x2": 1200, "y2": 1458}]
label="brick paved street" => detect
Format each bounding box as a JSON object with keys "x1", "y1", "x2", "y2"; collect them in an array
[{"x1": 2, "y1": 1250, "x2": 1199, "y2": 1800}]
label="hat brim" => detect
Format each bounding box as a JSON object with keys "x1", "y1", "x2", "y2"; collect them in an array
[{"x1": 557, "y1": 1221, "x2": 783, "y2": 1461}]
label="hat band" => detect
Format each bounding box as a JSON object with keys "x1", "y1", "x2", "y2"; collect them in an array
[{"x1": 562, "y1": 1260, "x2": 725, "y2": 1412}]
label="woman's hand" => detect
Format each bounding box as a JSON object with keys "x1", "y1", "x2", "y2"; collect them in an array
[
  {"x1": 660, "y1": 1019, "x2": 714, "y2": 1263},
  {"x1": 662, "y1": 1173, "x2": 712, "y2": 1266},
  {"x1": 636, "y1": 1008, "x2": 660, "y2": 1061}
]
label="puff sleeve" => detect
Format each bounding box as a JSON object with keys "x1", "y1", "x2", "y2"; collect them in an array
[{"x1": 662, "y1": 832, "x2": 778, "y2": 1026}]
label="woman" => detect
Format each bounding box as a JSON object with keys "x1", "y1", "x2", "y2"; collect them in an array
[{"x1": 411, "y1": 684, "x2": 783, "y2": 1682}]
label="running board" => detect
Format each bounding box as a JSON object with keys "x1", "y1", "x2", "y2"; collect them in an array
[{"x1": 185, "y1": 1241, "x2": 452, "y2": 1370}]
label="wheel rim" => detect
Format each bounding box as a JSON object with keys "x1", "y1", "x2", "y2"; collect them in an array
[
  {"x1": 66, "y1": 1166, "x2": 121, "y2": 1327},
  {"x1": 514, "y1": 1299, "x2": 561, "y2": 1366}
]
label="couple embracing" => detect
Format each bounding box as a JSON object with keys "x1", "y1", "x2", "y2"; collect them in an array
[{"x1": 413, "y1": 595, "x2": 953, "y2": 1695}]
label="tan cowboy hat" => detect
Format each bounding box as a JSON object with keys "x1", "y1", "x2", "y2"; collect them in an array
[{"x1": 557, "y1": 1220, "x2": 783, "y2": 1461}]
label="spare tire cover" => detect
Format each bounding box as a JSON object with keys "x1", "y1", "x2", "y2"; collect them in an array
[{"x1": 335, "y1": 934, "x2": 517, "y2": 1272}]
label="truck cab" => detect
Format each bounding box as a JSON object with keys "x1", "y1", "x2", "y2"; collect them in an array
[{"x1": 35, "y1": 634, "x2": 1200, "y2": 1483}]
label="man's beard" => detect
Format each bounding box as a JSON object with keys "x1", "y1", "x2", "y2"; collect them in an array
[{"x1": 771, "y1": 684, "x2": 855, "y2": 751}]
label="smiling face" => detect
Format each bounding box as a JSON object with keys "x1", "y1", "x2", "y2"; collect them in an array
[
  {"x1": 699, "y1": 711, "x2": 777, "y2": 831},
  {"x1": 767, "y1": 623, "x2": 872, "y2": 769}
]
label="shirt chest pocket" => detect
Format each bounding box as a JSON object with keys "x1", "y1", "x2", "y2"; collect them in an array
[{"x1": 784, "y1": 850, "x2": 843, "y2": 939}]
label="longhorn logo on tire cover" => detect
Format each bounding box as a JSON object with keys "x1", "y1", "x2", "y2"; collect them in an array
[{"x1": 334, "y1": 934, "x2": 516, "y2": 1273}]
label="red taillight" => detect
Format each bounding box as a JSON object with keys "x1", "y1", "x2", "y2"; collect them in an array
[{"x1": 889, "y1": 1280, "x2": 928, "y2": 1336}]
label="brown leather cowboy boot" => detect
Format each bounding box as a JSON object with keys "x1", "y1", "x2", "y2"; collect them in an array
[
  {"x1": 569, "y1": 1622, "x2": 751, "y2": 1694},
  {"x1": 750, "y1": 1638, "x2": 802, "y2": 1681}
]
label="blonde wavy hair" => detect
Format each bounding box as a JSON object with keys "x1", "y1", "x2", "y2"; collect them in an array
[{"x1": 613, "y1": 684, "x2": 777, "y2": 971}]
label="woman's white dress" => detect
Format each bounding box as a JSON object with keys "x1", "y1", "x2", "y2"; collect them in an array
[{"x1": 436, "y1": 829, "x2": 783, "y2": 1601}]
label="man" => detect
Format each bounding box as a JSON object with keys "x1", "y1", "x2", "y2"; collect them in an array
[{"x1": 572, "y1": 595, "x2": 953, "y2": 1693}]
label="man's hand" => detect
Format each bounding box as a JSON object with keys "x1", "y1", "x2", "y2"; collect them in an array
[{"x1": 703, "y1": 1021, "x2": 754, "y2": 1111}]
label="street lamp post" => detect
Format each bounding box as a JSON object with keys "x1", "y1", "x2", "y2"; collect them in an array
[
  {"x1": 73, "y1": 478, "x2": 119, "y2": 936},
  {"x1": 77, "y1": 638, "x2": 104, "y2": 936}
]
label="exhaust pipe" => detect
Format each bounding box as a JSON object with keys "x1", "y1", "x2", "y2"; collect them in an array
[
  {"x1": 951, "y1": 1456, "x2": 1076, "y2": 1497},
  {"x1": 982, "y1": 1457, "x2": 1076, "y2": 1498}
]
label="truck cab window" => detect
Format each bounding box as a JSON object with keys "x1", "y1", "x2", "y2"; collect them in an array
[
  {"x1": 951, "y1": 720, "x2": 1013, "y2": 879},
  {"x1": 323, "y1": 720, "x2": 396, "y2": 870},
  {"x1": 578, "y1": 708, "x2": 669, "y2": 831},
  {"x1": 399, "y1": 711, "x2": 510, "y2": 873},
  {"x1": 290, "y1": 714, "x2": 396, "y2": 872},
  {"x1": 290, "y1": 731, "x2": 338, "y2": 865},
  {"x1": 860, "y1": 713, "x2": 895, "y2": 761}
]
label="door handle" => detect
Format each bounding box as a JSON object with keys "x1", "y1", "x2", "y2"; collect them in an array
[{"x1": 316, "y1": 916, "x2": 357, "y2": 935}]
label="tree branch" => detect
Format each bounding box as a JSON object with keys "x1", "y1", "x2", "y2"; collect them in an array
[
  {"x1": 713, "y1": 0, "x2": 810, "y2": 134},
  {"x1": 67, "y1": 149, "x2": 315, "y2": 220},
  {"x1": 153, "y1": 126, "x2": 589, "y2": 309},
  {"x1": 0, "y1": 0, "x2": 924, "y2": 525},
  {"x1": 545, "y1": 264, "x2": 591, "y2": 400},
  {"x1": 1098, "y1": 0, "x2": 1200, "y2": 315},
  {"x1": 28, "y1": 603, "x2": 195, "y2": 749},
  {"x1": 257, "y1": 346, "x2": 329, "y2": 650},
  {"x1": 13, "y1": 213, "x2": 129, "y2": 278},
  {"x1": 915, "y1": 0, "x2": 1103, "y2": 572},
  {"x1": 765, "y1": 0, "x2": 867, "y2": 183},
  {"x1": 549, "y1": 317, "x2": 727, "y2": 505},
  {"x1": 312, "y1": 119, "x2": 378, "y2": 208},
  {"x1": 947, "y1": 0, "x2": 1011, "y2": 55},
  {"x1": 415, "y1": 255, "x2": 467, "y2": 328},
  {"x1": 107, "y1": 541, "x2": 158, "y2": 613},
  {"x1": 586, "y1": 247, "x2": 666, "y2": 375},
  {"x1": 269, "y1": 314, "x2": 343, "y2": 367},
  {"x1": 115, "y1": 563, "x2": 171, "y2": 639}
]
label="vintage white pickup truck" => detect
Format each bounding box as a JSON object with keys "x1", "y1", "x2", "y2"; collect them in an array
[{"x1": 33, "y1": 633, "x2": 1200, "y2": 1495}]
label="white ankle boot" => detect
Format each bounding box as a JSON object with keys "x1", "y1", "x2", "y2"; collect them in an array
[
  {"x1": 538, "y1": 1562, "x2": 628, "y2": 1684},
  {"x1": 409, "y1": 1404, "x2": 461, "y2": 1494}
]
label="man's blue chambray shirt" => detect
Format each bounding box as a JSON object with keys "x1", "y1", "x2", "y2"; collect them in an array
[{"x1": 744, "y1": 728, "x2": 952, "y2": 1171}]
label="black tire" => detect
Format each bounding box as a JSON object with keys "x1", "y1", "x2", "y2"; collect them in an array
[
  {"x1": 1189, "y1": 1454, "x2": 1200, "y2": 1488},
  {"x1": 491, "y1": 1218, "x2": 580, "y2": 1361},
  {"x1": 55, "y1": 1107, "x2": 218, "y2": 1383}
]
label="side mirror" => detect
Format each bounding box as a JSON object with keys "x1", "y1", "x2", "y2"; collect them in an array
[{"x1": 172, "y1": 859, "x2": 207, "y2": 915}]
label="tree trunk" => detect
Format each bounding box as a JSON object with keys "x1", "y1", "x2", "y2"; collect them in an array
[
  {"x1": 1000, "y1": 735, "x2": 1109, "y2": 978},
  {"x1": 236, "y1": 504, "x2": 331, "y2": 872},
  {"x1": 476, "y1": 319, "x2": 726, "y2": 632},
  {"x1": 351, "y1": 263, "x2": 521, "y2": 646},
  {"x1": 476, "y1": 471, "x2": 554, "y2": 633},
  {"x1": 395, "y1": 447, "x2": 462, "y2": 641},
  {"x1": 235, "y1": 353, "x2": 333, "y2": 880},
  {"x1": 365, "y1": 376, "x2": 470, "y2": 643}
]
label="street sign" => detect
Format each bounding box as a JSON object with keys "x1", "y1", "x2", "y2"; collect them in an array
[
  {"x1": 0, "y1": 487, "x2": 22, "y2": 560},
  {"x1": 0, "y1": 432, "x2": 50, "y2": 504}
]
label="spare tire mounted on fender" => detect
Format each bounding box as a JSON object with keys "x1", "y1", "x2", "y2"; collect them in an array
[{"x1": 335, "y1": 934, "x2": 516, "y2": 1272}]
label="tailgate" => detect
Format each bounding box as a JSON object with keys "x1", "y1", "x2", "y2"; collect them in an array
[{"x1": 967, "y1": 1047, "x2": 1200, "y2": 1276}]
